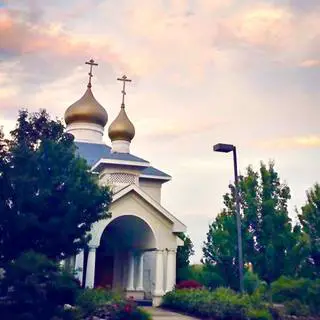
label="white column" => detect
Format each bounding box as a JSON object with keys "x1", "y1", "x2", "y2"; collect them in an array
[
  {"x1": 136, "y1": 252, "x2": 144, "y2": 291},
  {"x1": 60, "y1": 259, "x2": 66, "y2": 269},
  {"x1": 126, "y1": 251, "x2": 135, "y2": 291},
  {"x1": 165, "y1": 249, "x2": 176, "y2": 292},
  {"x1": 85, "y1": 246, "x2": 97, "y2": 288},
  {"x1": 74, "y1": 249, "x2": 84, "y2": 286},
  {"x1": 154, "y1": 250, "x2": 164, "y2": 296}
]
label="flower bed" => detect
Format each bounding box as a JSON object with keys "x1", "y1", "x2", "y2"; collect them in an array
[
  {"x1": 162, "y1": 287, "x2": 272, "y2": 320},
  {"x1": 74, "y1": 288, "x2": 151, "y2": 320}
]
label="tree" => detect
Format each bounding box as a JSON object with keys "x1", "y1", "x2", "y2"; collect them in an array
[
  {"x1": 298, "y1": 183, "x2": 320, "y2": 278},
  {"x1": 176, "y1": 233, "x2": 195, "y2": 282},
  {"x1": 0, "y1": 110, "x2": 112, "y2": 264},
  {"x1": 203, "y1": 161, "x2": 297, "y2": 286},
  {"x1": 202, "y1": 201, "x2": 240, "y2": 289}
]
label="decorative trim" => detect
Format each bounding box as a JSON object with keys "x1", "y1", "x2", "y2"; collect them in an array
[
  {"x1": 112, "y1": 184, "x2": 186, "y2": 233},
  {"x1": 140, "y1": 174, "x2": 171, "y2": 181},
  {"x1": 91, "y1": 158, "x2": 150, "y2": 172}
]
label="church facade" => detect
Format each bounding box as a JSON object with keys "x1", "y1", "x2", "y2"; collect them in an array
[{"x1": 64, "y1": 61, "x2": 186, "y2": 306}]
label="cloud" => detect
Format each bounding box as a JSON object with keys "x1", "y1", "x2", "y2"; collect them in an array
[
  {"x1": 0, "y1": 5, "x2": 124, "y2": 86},
  {"x1": 300, "y1": 59, "x2": 320, "y2": 68},
  {"x1": 260, "y1": 135, "x2": 320, "y2": 149}
]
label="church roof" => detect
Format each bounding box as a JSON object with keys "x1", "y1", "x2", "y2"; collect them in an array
[
  {"x1": 75, "y1": 141, "x2": 148, "y2": 166},
  {"x1": 140, "y1": 166, "x2": 171, "y2": 180},
  {"x1": 74, "y1": 141, "x2": 170, "y2": 179}
]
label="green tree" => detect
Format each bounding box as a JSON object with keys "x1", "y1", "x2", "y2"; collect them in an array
[
  {"x1": 203, "y1": 162, "x2": 297, "y2": 286},
  {"x1": 202, "y1": 209, "x2": 239, "y2": 289},
  {"x1": 176, "y1": 233, "x2": 195, "y2": 282},
  {"x1": 298, "y1": 183, "x2": 320, "y2": 278},
  {"x1": 0, "y1": 110, "x2": 112, "y2": 264}
]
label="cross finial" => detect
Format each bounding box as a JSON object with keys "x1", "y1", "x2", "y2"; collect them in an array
[
  {"x1": 85, "y1": 58, "x2": 98, "y2": 88},
  {"x1": 117, "y1": 75, "x2": 132, "y2": 107}
]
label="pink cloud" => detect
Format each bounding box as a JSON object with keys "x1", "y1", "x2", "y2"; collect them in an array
[
  {"x1": 0, "y1": 7, "x2": 122, "y2": 67},
  {"x1": 300, "y1": 59, "x2": 320, "y2": 68},
  {"x1": 259, "y1": 135, "x2": 320, "y2": 149}
]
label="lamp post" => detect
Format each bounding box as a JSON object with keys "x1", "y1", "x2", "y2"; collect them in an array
[{"x1": 213, "y1": 143, "x2": 244, "y2": 293}]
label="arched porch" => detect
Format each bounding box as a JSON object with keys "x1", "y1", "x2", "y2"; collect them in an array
[
  {"x1": 95, "y1": 215, "x2": 157, "y2": 299},
  {"x1": 74, "y1": 214, "x2": 177, "y2": 306}
]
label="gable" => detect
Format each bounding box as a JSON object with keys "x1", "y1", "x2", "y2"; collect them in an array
[{"x1": 111, "y1": 184, "x2": 186, "y2": 233}]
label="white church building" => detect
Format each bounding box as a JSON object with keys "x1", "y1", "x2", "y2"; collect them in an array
[{"x1": 64, "y1": 60, "x2": 186, "y2": 306}]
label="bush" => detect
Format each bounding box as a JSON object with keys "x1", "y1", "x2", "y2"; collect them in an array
[
  {"x1": 162, "y1": 287, "x2": 271, "y2": 320},
  {"x1": 0, "y1": 251, "x2": 79, "y2": 319},
  {"x1": 246, "y1": 308, "x2": 272, "y2": 320},
  {"x1": 271, "y1": 277, "x2": 309, "y2": 303},
  {"x1": 284, "y1": 299, "x2": 310, "y2": 317},
  {"x1": 200, "y1": 271, "x2": 225, "y2": 289},
  {"x1": 271, "y1": 276, "x2": 320, "y2": 315},
  {"x1": 76, "y1": 288, "x2": 117, "y2": 315},
  {"x1": 109, "y1": 298, "x2": 151, "y2": 320},
  {"x1": 175, "y1": 280, "x2": 202, "y2": 289},
  {"x1": 86, "y1": 297, "x2": 151, "y2": 320},
  {"x1": 244, "y1": 271, "x2": 261, "y2": 295}
]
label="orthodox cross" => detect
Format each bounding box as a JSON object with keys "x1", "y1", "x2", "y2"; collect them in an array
[
  {"x1": 117, "y1": 75, "x2": 132, "y2": 107},
  {"x1": 85, "y1": 58, "x2": 98, "y2": 88}
]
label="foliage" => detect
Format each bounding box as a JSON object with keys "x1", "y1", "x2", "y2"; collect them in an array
[
  {"x1": 175, "y1": 279, "x2": 202, "y2": 289},
  {"x1": 246, "y1": 308, "x2": 272, "y2": 320},
  {"x1": 75, "y1": 289, "x2": 151, "y2": 320},
  {"x1": 0, "y1": 251, "x2": 80, "y2": 320},
  {"x1": 203, "y1": 162, "x2": 298, "y2": 287},
  {"x1": 162, "y1": 287, "x2": 271, "y2": 320},
  {"x1": 193, "y1": 264, "x2": 226, "y2": 289},
  {"x1": 284, "y1": 299, "x2": 310, "y2": 317},
  {"x1": 175, "y1": 264, "x2": 226, "y2": 290},
  {"x1": 271, "y1": 276, "x2": 320, "y2": 315},
  {"x1": 0, "y1": 110, "x2": 112, "y2": 263},
  {"x1": 108, "y1": 298, "x2": 151, "y2": 320},
  {"x1": 176, "y1": 233, "x2": 195, "y2": 282},
  {"x1": 75, "y1": 288, "x2": 118, "y2": 315},
  {"x1": 298, "y1": 183, "x2": 320, "y2": 278},
  {"x1": 244, "y1": 271, "x2": 261, "y2": 295}
]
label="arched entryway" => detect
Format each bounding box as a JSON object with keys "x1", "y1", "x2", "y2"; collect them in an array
[{"x1": 95, "y1": 215, "x2": 157, "y2": 298}]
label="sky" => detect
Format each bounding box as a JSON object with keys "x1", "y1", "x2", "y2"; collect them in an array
[{"x1": 0, "y1": 0, "x2": 319, "y2": 262}]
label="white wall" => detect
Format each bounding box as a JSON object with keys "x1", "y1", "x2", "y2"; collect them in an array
[{"x1": 139, "y1": 179, "x2": 162, "y2": 203}]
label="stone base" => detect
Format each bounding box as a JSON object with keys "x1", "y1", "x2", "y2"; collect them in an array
[
  {"x1": 152, "y1": 295, "x2": 163, "y2": 307},
  {"x1": 125, "y1": 290, "x2": 145, "y2": 300}
]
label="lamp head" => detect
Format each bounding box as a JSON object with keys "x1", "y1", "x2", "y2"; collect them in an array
[{"x1": 213, "y1": 143, "x2": 234, "y2": 153}]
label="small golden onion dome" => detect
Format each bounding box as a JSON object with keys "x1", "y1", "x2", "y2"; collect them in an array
[
  {"x1": 108, "y1": 105, "x2": 135, "y2": 142},
  {"x1": 64, "y1": 87, "x2": 108, "y2": 127}
]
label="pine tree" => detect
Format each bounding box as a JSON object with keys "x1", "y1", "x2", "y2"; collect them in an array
[{"x1": 298, "y1": 183, "x2": 320, "y2": 278}]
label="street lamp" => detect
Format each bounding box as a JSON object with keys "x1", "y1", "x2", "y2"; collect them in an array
[{"x1": 213, "y1": 143, "x2": 244, "y2": 293}]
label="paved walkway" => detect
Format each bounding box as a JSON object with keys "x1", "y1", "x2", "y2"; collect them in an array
[{"x1": 143, "y1": 307, "x2": 199, "y2": 320}]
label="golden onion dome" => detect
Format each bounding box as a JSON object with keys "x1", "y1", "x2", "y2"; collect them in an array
[
  {"x1": 108, "y1": 105, "x2": 135, "y2": 142},
  {"x1": 64, "y1": 86, "x2": 108, "y2": 127}
]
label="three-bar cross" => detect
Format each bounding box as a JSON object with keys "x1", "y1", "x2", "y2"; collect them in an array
[
  {"x1": 117, "y1": 75, "x2": 132, "y2": 106},
  {"x1": 85, "y1": 59, "x2": 98, "y2": 88}
]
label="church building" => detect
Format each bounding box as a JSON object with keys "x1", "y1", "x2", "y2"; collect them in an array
[{"x1": 64, "y1": 60, "x2": 186, "y2": 306}]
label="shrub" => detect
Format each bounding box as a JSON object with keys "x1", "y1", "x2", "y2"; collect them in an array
[
  {"x1": 87, "y1": 298, "x2": 151, "y2": 320},
  {"x1": 109, "y1": 298, "x2": 151, "y2": 320},
  {"x1": 284, "y1": 299, "x2": 310, "y2": 317},
  {"x1": 175, "y1": 280, "x2": 202, "y2": 289},
  {"x1": 271, "y1": 276, "x2": 309, "y2": 303},
  {"x1": 244, "y1": 271, "x2": 261, "y2": 295},
  {"x1": 246, "y1": 308, "x2": 272, "y2": 320},
  {"x1": 271, "y1": 276, "x2": 320, "y2": 315},
  {"x1": 0, "y1": 251, "x2": 79, "y2": 320},
  {"x1": 200, "y1": 271, "x2": 225, "y2": 289},
  {"x1": 76, "y1": 288, "x2": 118, "y2": 315},
  {"x1": 162, "y1": 287, "x2": 272, "y2": 320}
]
